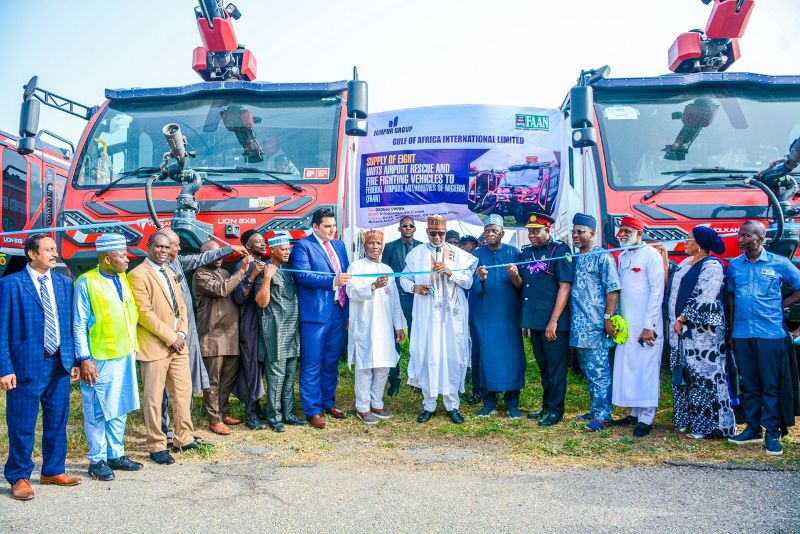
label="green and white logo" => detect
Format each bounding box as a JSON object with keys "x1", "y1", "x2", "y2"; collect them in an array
[{"x1": 515, "y1": 114, "x2": 550, "y2": 131}]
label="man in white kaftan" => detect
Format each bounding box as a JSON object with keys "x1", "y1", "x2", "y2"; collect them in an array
[
  {"x1": 346, "y1": 229, "x2": 407, "y2": 424},
  {"x1": 399, "y1": 215, "x2": 478, "y2": 424},
  {"x1": 611, "y1": 216, "x2": 665, "y2": 437}
]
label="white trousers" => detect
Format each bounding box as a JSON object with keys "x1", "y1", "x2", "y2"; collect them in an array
[
  {"x1": 354, "y1": 367, "x2": 390, "y2": 413},
  {"x1": 423, "y1": 392, "x2": 460, "y2": 412},
  {"x1": 631, "y1": 406, "x2": 656, "y2": 425}
]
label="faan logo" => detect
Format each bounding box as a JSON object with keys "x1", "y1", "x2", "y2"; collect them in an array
[
  {"x1": 373, "y1": 116, "x2": 413, "y2": 136},
  {"x1": 515, "y1": 114, "x2": 550, "y2": 131}
]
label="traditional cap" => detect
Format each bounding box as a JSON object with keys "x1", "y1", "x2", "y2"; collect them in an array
[
  {"x1": 619, "y1": 216, "x2": 645, "y2": 232},
  {"x1": 363, "y1": 228, "x2": 384, "y2": 242},
  {"x1": 692, "y1": 225, "x2": 725, "y2": 255},
  {"x1": 95, "y1": 233, "x2": 127, "y2": 253},
  {"x1": 460, "y1": 235, "x2": 479, "y2": 246},
  {"x1": 525, "y1": 213, "x2": 554, "y2": 229},
  {"x1": 445, "y1": 230, "x2": 460, "y2": 241},
  {"x1": 485, "y1": 214, "x2": 504, "y2": 229},
  {"x1": 572, "y1": 213, "x2": 597, "y2": 231},
  {"x1": 427, "y1": 214, "x2": 447, "y2": 231},
  {"x1": 241, "y1": 229, "x2": 259, "y2": 246},
  {"x1": 268, "y1": 233, "x2": 291, "y2": 248}
]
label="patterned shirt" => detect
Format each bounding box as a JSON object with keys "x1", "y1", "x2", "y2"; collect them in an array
[
  {"x1": 570, "y1": 246, "x2": 622, "y2": 349},
  {"x1": 255, "y1": 267, "x2": 300, "y2": 362}
]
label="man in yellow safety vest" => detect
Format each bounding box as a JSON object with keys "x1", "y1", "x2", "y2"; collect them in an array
[{"x1": 74, "y1": 233, "x2": 142, "y2": 481}]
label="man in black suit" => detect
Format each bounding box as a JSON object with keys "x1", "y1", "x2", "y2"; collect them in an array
[{"x1": 381, "y1": 216, "x2": 422, "y2": 396}]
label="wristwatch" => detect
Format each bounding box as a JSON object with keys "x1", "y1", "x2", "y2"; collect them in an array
[{"x1": 603, "y1": 313, "x2": 611, "y2": 320}]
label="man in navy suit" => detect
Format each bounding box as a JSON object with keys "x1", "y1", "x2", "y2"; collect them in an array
[
  {"x1": 290, "y1": 208, "x2": 351, "y2": 429},
  {"x1": 0, "y1": 233, "x2": 81, "y2": 500}
]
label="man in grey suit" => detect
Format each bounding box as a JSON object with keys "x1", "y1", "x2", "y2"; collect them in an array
[
  {"x1": 157, "y1": 229, "x2": 247, "y2": 443},
  {"x1": 381, "y1": 216, "x2": 422, "y2": 396}
]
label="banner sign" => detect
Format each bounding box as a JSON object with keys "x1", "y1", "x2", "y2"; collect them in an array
[{"x1": 356, "y1": 105, "x2": 563, "y2": 228}]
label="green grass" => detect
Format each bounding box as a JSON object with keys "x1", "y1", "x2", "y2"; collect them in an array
[{"x1": 1, "y1": 336, "x2": 798, "y2": 470}]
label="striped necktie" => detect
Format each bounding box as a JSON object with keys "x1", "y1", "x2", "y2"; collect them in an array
[
  {"x1": 160, "y1": 268, "x2": 180, "y2": 317},
  {"x1": 38, "y1": 275, "x2": 58, "y2": 356}
]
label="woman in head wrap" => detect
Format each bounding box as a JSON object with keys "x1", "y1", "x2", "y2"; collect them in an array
[{"x1": 668, "y1": 226, "x2": 736, "y2": 439}]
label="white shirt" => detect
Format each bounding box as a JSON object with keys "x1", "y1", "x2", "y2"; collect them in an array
[
  {"x1": 26, "y1": 264, "x2": 61, "y2": 346},
  {"x1": 145, "y1": 258, "x2": 181, "y2": 331},
  {"x1": 312, "y1": 232, "x2": 342, "y2": 293}
]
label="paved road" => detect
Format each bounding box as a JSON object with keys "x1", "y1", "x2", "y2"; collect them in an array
[{"x1": 0, "y1": 445, "x2": 797, "y2": 533}]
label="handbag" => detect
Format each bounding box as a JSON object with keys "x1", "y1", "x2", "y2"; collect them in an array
[{"x1": 671, "y1": 335, "x2": 690, "y2": 387}]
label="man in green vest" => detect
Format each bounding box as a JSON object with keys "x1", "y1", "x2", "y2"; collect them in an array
[{"x1": 74, "y1": 233, "x2": 143, "y2": 481}]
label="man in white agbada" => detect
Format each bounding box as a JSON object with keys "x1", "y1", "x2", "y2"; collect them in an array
[
  {"x1": 346, "y1": 229, "x2": 407, "y2": 425},
  {"x1": 611, "y1": 216, "x2": 665, "y2": 437},
  {"x1": 400, "y1": 214, "x2": 478, "y2": 424}
]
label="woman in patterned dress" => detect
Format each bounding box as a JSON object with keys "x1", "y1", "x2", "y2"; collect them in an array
[{"x1": 668, "y1": 226, "x2": 736, "y2": 439}]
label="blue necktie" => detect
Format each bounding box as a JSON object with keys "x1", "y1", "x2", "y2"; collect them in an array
[{"x1": 38, "y1": 275, "x2": 58, "y2": 356}]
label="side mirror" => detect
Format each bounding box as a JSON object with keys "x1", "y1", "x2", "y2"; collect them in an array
[
  {"x1": 347, "y1": 66, "x2": 368, "y2": 119},
  {"x1": 18, "y1": 99, "x2": 40, "y2": 155},
  {"x1": 570, "y1": 86, "x2": 597, "y2": 148},
  {"x1": 570, "y1": 86, "x2": 594, "y2": 128},
  {"x1": 572, "y1": 127, "x2": 596, "y2": 149},
  {"x1": 346, "y1": 117, "x2": 368, "y2": 137}
]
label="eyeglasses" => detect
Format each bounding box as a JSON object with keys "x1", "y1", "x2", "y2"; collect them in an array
[
  {"x1": 401, "y1": 224, "x2": 415, "y2": 229},
  {"x1": 428, "y1": 231, "x2": 445, "y2": 237}
]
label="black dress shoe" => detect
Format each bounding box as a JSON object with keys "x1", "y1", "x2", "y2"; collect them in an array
[
  {"x1": 538, "y1": 412, "x2": 562, "y2": 426},
  {"x1": 612, "y1": 415, "x2": 637, "y2": 426},
  {"x1": 417, "y1": 410, "x2": 436, "y2": 423},
  {"x1": 172, "y1": 439, "x2": 205, "y2": 453},
  {"x1": 387, "y1": 379, "x2": 401, "y2": 397},
  {"x1": 284, "y1": 414, "x2": 308, "y2": 426},
  {"x1": 633, "y1": 422, "x2": 653, "y2": 437},
  {"x1": 269, "y1": 421, "x2": 286, "y2": 433},
  {"x1": 107, "y1": 456, "x2": 143, "y2": 471},
  {"x1": 149, "y1": 450, "x2": 175, "y2": 465},
  {"x1": 88, "y1": 460, "x2": 115, "y2": 481},
  {"x1": 527, "y1": 408, "x2": 546, "y2": 420},
  {"x1": 246, "y1": 417, "x2": 267, "y2": 430},
  {"x1": 447, "y1": 409, "x2": 464, "y2": 424}
]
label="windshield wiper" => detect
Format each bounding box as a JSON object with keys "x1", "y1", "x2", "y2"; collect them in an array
[
  {"x1": 94, "y1": 165, "x2": 234, "y2": 196},
  {"x1": 203, "y1": 166, "x2": 304, "y2": 192},
  {"x1": 642, "y1": 167, "x2": 757, "y2": 201},
  {"x1": 93, "y1": 167, "x2": 161, "y2": 197}
]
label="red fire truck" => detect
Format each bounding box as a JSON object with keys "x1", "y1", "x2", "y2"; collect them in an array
[
  {"x1": 0, "y1": 130, "x2": 71, "y2": 276},
  {"x1": 16, "y1": 1, "x2": 367, "y2": 274},
  {"x1": 559, "y1": 0, "x2": 800, "y2": 264}
]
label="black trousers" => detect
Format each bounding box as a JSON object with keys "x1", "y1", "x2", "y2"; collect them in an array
[
  {"x1": 389, "y1": 306, "x2": 413, "y2": 384},
  {"x1": 528, "y1": 329, "x2": 569, "y2": 417},
  {"x1": 733, "y1": 337, "x2": 785, "y2": 438}
]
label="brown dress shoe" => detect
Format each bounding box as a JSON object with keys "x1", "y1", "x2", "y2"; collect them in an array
[
  {"x1": 40, "y1": 473, "x2": 81, "y2": 486},
  {"x1": 10, "y1": 479, "x2": 34, "y2": 500},
  {"x1": 325, "y1": 407, "x2": 347, "y2": 419},
  {"x1": 222, "y1": 416, "x2": 242, "y2": 426},
  {"x1": 209, "y1": 422, "x2": 231, "y2": 436},
  {"x1": 308, "y1": 414, "x2": 326, "y2": 429}
]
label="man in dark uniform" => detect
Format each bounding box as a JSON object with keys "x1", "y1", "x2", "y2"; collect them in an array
[
  {"x1": 519, "y1": 213, "x2": 575, "y2": 426},
  {"x1": 381, "y1": 216, "x2": 422, "y2": 396}
]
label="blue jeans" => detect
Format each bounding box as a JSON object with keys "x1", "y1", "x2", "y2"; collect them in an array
[{"x1": 576, "y1": 347, "x2": 612, "y2": 422}]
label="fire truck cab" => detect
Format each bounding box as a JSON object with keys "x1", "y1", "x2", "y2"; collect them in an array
[
  {"x1": 0, "y1": 130, "x2": 70, "y2": 276},
  {"x1": 560, "y1": 72, "x2": 800, "y2": 261}
]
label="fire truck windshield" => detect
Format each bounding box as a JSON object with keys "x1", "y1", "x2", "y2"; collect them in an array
[
  {"x1": 595, "y1": 87, "x2": 800, "y2": 190},
  {"x1": 74, "y1": 95, "x2": 342, "y2": 188},
  {"x1": 503, "y1": 166, "x2": 547, "y2": 186}
]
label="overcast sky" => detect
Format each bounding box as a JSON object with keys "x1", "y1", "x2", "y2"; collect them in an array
[{"x1": 2, "y1": 0, "x2": 799, "y2": 147}]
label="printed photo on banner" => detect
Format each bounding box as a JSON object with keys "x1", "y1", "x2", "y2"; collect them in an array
[{"x1": 356, "y1": 105, "x2": 563, "y2": 229}]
